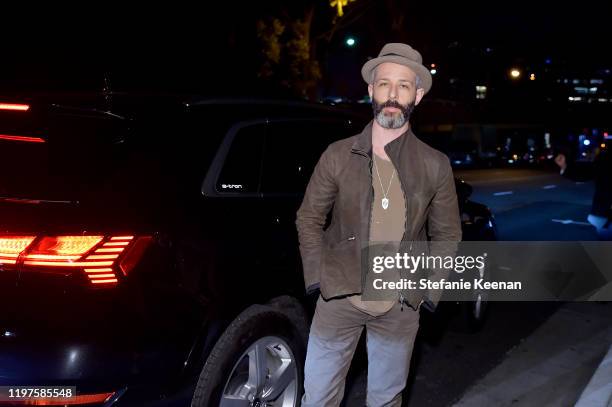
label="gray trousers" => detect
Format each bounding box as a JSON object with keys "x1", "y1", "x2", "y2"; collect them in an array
[{"x1": 302, "y1": 295, "x2": 420, "y2": 407}]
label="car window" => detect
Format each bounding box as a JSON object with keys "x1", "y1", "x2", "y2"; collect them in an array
[
  {"x1": 261, "y1": 120, "x2": 354, "y2": 195},
  {"x1": 216, "y1": 123, "x2": 265, "y2": 194}
]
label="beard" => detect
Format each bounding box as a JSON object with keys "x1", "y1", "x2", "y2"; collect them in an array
[{"x1": 372, "y1": 98, "x2": 415, "y2": 129}]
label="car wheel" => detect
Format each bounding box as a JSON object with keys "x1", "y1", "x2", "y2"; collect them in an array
[
  {"x1": 464, "y1": 262, "x2": 489, "y2": 332},
  {"x1": 448, "y1": 263, "x2": 489, "y2": 333},
  {"x1": 463, "y1": 292, "x2": 488, "y2": 331},
  {"x1": 191, "y1": 305, "x2": 305, "y2": 407}
]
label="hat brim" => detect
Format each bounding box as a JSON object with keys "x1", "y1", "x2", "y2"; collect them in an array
[{"x1": 361, "y1": 55, "x2": 432, "y2": 94}]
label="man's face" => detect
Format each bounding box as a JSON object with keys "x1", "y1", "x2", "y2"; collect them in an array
[{"x1": 368, "y1": 62, "x2": 425, "y2": 129}]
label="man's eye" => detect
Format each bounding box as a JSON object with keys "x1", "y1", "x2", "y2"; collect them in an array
[
  {"x1": 400, "y1": 84, "x2": 409, "y2": 89},
  {"x1": 378, "y1": 82, "x2": 388, "y2": 87}
]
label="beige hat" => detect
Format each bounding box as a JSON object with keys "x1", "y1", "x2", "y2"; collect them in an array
[{"x1": 361, "y1": 43, "x2": 432, "y2": 94}]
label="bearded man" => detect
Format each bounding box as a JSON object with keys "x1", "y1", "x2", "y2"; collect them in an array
[{"x1": 296, "y1": 43, "x2": 462, "y2": 406}]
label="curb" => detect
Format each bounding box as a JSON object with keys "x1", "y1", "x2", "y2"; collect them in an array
[{"x1": 575, "y1": 343, "x2": 612, "y2": 407}]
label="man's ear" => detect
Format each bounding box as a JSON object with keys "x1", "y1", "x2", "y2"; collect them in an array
[
  {"x1": 415, "y1": 88, "x2": 425, "y2": 106},
  {"x1": 368, "y1": 84, "x2": 373, "y2": 99}
]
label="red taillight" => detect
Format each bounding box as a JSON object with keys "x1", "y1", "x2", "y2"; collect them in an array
[
  {"x1": 0, "y1": 236, "x2": 36, "y2": 265},
  {"x1": 119, "y1": 236, "x2": 153, "y2": 276},
  {"x1": 27, "y1": 236, "x2": 104, "y2": 257},
  {"x1": 1, "y1": 234, "x2": 148, "y2": 286},
  {"x1": 0, "y1": 102, "x2": 30, "y2": 111},
  {"x1": 1, "y1": 391, "x2": 115, "y2": 405},
  {"x1": 0, "y1": 134, "x2": 45, "y2": 143},
  {"x1": 23, "y1": 236, "x2": 106, "y2": 267},
  {"x1": 81, "y1": 236, "x2": 134, "y2": 284}
]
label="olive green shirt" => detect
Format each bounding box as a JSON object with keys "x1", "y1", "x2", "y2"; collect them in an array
[{"x1": 348, "y1": 153, "x2": 406, "y2": 315}]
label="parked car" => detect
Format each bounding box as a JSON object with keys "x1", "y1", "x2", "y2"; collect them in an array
[
  {"x1": 0, "y1": 95, "x2": 496, "y2": 407},
  {"x1": 451, "y1": 178, "x2": 497, "y2": 331}
]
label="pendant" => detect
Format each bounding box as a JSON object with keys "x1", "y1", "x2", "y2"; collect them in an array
[{"x1": 382, "y1": 198, "x2": 389, "y2": 210}]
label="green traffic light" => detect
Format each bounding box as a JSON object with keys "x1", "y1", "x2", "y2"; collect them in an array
[{"x1": 346, "y1": 37, "x2": 356, "y2": 47}]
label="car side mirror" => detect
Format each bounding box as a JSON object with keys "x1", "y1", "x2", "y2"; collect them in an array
[{"x1": 455, "y1": 178, "x2": 473, "y2": 202}]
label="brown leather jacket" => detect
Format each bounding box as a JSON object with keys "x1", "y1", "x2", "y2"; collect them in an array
[{"x1": 296, "y1": 121, "x2": 462, "y2": 311}]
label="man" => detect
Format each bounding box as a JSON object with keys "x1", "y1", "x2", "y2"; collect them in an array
[
  {"x1": 555, "y1": 148, "x2": 612, "y2": 240},
  {"x1": 296, "y1": 43, "x2": 462, "y2": 406}
]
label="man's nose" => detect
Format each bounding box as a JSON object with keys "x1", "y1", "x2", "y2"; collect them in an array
[{"x1": 389, "y1": 85, "x2": 397, "y2": 100}]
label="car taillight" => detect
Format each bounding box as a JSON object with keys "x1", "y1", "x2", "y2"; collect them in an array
[
  {"x1": 0, "y1": 236, "x2": 36, "y2": 265},
  {"x1": 0, "y1": 102, "x2": 30, "y2": 111},
  {"x1": 0, "y1": 234, "x2": 150, "y2": 286},
  {"x1": 25, "y1": 236, "x2": 105, "y2": 261},
  {"x1": 0, "y1": 134, "x2": 45, "y2": 143},
  {"x1": 1, "y1": 391, "x2": 116, "y2": 405}
]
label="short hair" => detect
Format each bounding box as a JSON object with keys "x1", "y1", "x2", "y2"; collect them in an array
[{"x1": 370, "y1": 66, "x2": 422, "y2": 89}]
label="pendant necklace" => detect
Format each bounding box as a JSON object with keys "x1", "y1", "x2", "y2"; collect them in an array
[{"x1": 373, "y1": 153, "x2": 395, "y2": 210}]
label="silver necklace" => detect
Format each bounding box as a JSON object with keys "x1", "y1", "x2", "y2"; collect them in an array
[{"x1": 373, "y1": 154, "x2": 395, "y2": 210}]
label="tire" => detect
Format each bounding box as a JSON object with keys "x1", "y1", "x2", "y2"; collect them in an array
[
  {"x1": 191, "y1": 305, "x2": 306, "y2": 407},
  {"x1": 462, "y1": 293, "x2": 489, "y2": 332},
  {"x1": 449, "y1": 263, "x2": 489, "y2": 333}
]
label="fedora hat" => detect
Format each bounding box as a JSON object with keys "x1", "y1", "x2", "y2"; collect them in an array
[{"x1": 361, "y1": 43, "x2": 432, "y2": 94}]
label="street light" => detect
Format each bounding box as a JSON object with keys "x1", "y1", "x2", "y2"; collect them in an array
[
  {"x1": 510, "y1": 68, "x2": 521, "y2": 79},
  {"x1": 345, "y1": 37, "x2": 356, "y2": 47},
  {"x1": 330, "y1": 0, "x2": 355, "y2": 17}
]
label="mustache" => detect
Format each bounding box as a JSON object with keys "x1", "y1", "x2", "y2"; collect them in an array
[
  {"x1": 378, "y1": 100, "x2": 406, "y2": 110},
  {"x1": 372, "y1": 99, "x2": 413, "y2": 116}
]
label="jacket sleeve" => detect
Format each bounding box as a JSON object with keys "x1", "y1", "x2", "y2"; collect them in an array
[
  {"x1": 425, "y1": 156, "x2": 462, "y2": 310},
  {"x1": 296, "y1": 145, "x2": 339, "y2": 293}
]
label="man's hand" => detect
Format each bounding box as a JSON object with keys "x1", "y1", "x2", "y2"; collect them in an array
[{"x1": 418, "y1": 298, "x2": 437, "y2": 313}]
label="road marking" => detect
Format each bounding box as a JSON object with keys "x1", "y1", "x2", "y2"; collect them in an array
[
  {"x1": 493, "y1": 191, "x2": 513, "y2": 196},
  {"x1": 542, "y1": 184, "x2": 557, "y2": 189},
  {"x1": 551, "y1": 219, "x2": 592, "y2": 226}
]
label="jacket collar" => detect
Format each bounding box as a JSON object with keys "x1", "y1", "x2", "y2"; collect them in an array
[
  {"x1": 351, "y1": 120, "x2": 416, "y2": 158},
  {"x1": 351, "y1": 121, "x2": 373, "y2": 155}
]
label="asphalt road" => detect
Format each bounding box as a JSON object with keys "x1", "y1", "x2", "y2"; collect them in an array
[
  {"x1": 454, "y1": 167, "x2": 597, "y2": 241},
  {"x1": 342, "y1": 167, "x2": 602, "y2": 407}
]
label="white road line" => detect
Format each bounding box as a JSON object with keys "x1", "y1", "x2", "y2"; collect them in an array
[
  {"x1": 542, "y1": 184, "x2": 557, "y2": 189},
  {"x1": 551, "y1": 219, "x2": 592, "y2": 226},
  {"x1": 493, "y1": 191, "x2": 513, "y2": 196}
]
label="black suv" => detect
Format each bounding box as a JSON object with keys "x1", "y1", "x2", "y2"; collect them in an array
[{"x1": 0, "y1": 95, "x2": 496, "y2": 406}]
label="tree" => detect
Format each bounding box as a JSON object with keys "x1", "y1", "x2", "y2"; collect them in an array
[
  {"x1": 256, "y1": 4, "x2": 320, "y2": 99},
  {"x1": 255, "y1": 0, "x2": 373, "y2": 100}
]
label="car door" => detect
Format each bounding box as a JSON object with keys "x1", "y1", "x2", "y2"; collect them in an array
[{"x1": 258, "y1": 117, "x2": 358, "y2": 295}]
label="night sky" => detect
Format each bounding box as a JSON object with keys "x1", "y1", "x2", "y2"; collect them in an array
[{"x1": 2, "y1": 1, "x2": 610, "y2": 98}]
